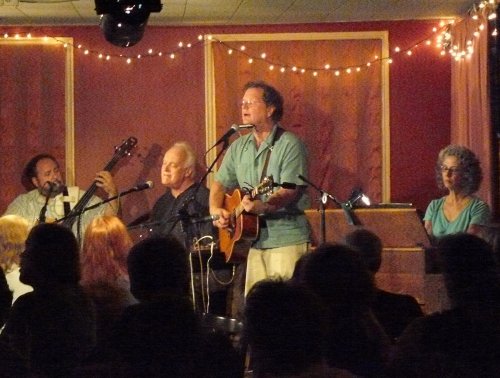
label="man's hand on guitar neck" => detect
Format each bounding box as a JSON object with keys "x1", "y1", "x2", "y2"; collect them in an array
[
  {"x1": 95, "y1": 171, "x2": 118, "y2": 197},
  {"x1": 95, "y1": 170, "x2": 120, "y2": 215},
  {"x1": 244, "y1": 187, "x2": 299, "y2": 215}
]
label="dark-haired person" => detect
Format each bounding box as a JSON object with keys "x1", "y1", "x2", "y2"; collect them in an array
[
  {"x1": 3, "y1": 154, "x2": 119, "y2": 237},
  {"x1": 388, "y1": 233, "x2": 500, "y2": 376},
  {"x1": 0, "y1": 223, "x2": 96, "y2": 377},
  {"x1": 244, "y1": 279, "x2": 331, "y2": 377},
  {"x1": 103, "y1": 236, "x2": 243, "y2": 377},
  {"x1": 344, "y1": 228, "x2": 423, "y2": 342},
  {"x1": 292, "y1": 243, "x2": 391, "y2": 376},
  {"x1": 210, "y1": 80, "x2": 311, "y2": 298},
  {"x1": 424, "y1": 145, "x2": 490, "y2": 241}
]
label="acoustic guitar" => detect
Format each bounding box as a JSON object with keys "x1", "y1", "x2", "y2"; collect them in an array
[
  {"x1": 218, "y1": 176, "x2": 274, "y2": 263},
  {"x1": 60, "y1": 136, "x2": 137, "y2": 230}
]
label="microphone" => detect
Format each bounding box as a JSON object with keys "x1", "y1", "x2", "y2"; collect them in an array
[
  {"x1": 190, "y1": 214, "x2": 220, "y2": 224},
  {"x1": 43, "y1": 181, "x2": 62, "y2": 194},
  {"x1": 39, "y1": 181, "x2": 60, "y2": 223},
  {"x1": 119, "y1": 181, "x2": 154, "y2": 196},
  {"x1": 213, "y1": 124, "x2": 255, "y2": 147},
  {"x1": 131, "y1": 181, "x2": 154, "y2": 192}
]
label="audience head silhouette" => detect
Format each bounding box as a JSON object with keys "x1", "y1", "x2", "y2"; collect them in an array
[
  {"x1": 437, "y1": 232, "x2": 500, "y2": 307},
  {"x1": 344, "y1": 228, "x2": 383, "y2": 274},
  {"x1": 20, "y1": 222, "x2": 80, "y2": 287},
  {"x1": 244, "y1": 279, "x2": 327, "y2": 377},
  {"x1": 127, "y1": 235, "x2": 189, "y2": 301},
  {"x1": 295, "y1": 243, "x2": 375, "y2": 310}
]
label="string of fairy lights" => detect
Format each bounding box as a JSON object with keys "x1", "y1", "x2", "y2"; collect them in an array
[{"x1": 0, "y1": 0, "x2": 497, "y2": 76}]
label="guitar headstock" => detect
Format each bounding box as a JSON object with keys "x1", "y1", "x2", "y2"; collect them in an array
[
  {"x1": 115, "y1": 136, "x2": 138, "y2": 157},
  {"x1": 252, "y1": 176, "x2": 275, "y2": 198}
]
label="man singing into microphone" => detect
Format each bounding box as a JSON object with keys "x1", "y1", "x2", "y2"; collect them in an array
[
  {"x1": 149, "y1": 142, "x2": 215, "y2": 245},
  {"x1": 3, "y1": 153, "x2": 119, "y2": 232},
  {"x1": 149, "y1": 142, "x2": 230, "y2": 315},
  {"x1": 210, "y1": 80, "x2": 311, "y2": 299}
]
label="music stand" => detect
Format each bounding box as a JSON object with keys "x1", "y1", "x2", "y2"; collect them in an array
[{"x1": 305, "y1": 205, "x2": 437, "y2": 311}]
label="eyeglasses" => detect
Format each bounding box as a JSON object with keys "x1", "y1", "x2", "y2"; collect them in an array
[
  {"x1": 239, "y1": 99, "x2": 265, "y2": 108},
  {"x1": 440, "y1": 165, "x2": 461, "y2": 175}
]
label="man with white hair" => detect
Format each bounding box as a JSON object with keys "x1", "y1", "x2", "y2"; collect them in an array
[
  {"x1": 149, "y1": 142, "x2": 229, "y2": 315},
  {"x1": 149, "y1": 142, "x2": 212, "y2": 246}
]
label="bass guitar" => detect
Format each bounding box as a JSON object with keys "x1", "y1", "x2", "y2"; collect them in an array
[
  {"x1": 61, "y1": 136, "x2": 137, "y2": 230},
  {"x1": 218, "y1": 176, "x2": 274, "y2": 263}
]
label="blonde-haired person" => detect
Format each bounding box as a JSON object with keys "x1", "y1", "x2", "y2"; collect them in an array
[
  {"x1": 0, "y1": 215, "x2": 33, "y2": 303},
  {"x1": 81, "y1": 215, "x2": 137, "y2": 344}
]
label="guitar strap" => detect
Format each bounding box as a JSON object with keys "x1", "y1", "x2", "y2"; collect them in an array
[{"x1": 259, "y1": 126, "x2": 285, "y2": 183}]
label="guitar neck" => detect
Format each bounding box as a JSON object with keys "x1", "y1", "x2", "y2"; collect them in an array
[
  {"x1": 233, "y1": 186, "x2": 261, "y2": 218},
  {"x1": 61, "y1": 151, "x2": 122, "y2": 228}
]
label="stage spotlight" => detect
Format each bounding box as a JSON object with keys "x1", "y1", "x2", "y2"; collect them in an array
[{"x1": 95, "y1": 0, "x2": 163, "y2": 47}]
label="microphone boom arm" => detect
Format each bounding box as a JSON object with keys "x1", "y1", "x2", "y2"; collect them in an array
[{"x1": 55, "y1": 182, "x2": 153, "y2": 224}]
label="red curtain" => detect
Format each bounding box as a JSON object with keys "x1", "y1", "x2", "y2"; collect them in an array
[
  {"x1": 450, "y1": 12, "x2": 493, "y2": 208},
  {"x1": 0, "y1": 42, "x2": 67, "y2": 213},
  {"x1": 213, "y1": 37, "x2": 384, "y2": 206}
]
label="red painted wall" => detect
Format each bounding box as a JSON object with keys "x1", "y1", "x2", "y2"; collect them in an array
[{"x1": 3, "y1": 20, "x2": 450, "y2": 223}]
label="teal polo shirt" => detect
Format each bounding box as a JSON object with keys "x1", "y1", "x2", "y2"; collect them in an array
[
  {"x1": 424, "y1": 196, "x2": 491, "y2": 238},
  {"x1": 215, "y1": 124, "x2": 311, "y2": 249}
]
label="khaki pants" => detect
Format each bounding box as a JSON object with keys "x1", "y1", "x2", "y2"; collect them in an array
[{"x1": 244, "y1": 242, "x2": 309, "y2": 296}]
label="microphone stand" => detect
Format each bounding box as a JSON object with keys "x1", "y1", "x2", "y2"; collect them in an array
[
  {"x1": 55, "y1": 186, "x2": 143, "y2": 225},
  {"x1": 298, "y1": 175, "x2": 341, "y2": 245},
  {"x1": 38, "y1": 192, "x2": 51, "y2": 223}
]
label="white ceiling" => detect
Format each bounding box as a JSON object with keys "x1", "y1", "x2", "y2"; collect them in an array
[{"x1": 0, "y1": 0, "x2": 475, "y2": 26}]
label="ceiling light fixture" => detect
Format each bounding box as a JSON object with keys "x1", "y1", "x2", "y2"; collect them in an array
[{"x1": 95, "y1": 0, "x2": 163, "y2": 48}]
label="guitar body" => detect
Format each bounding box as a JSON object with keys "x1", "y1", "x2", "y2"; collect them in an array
[{"x1": 219, "y1": 189, "x2": 259, "y2": 264}]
